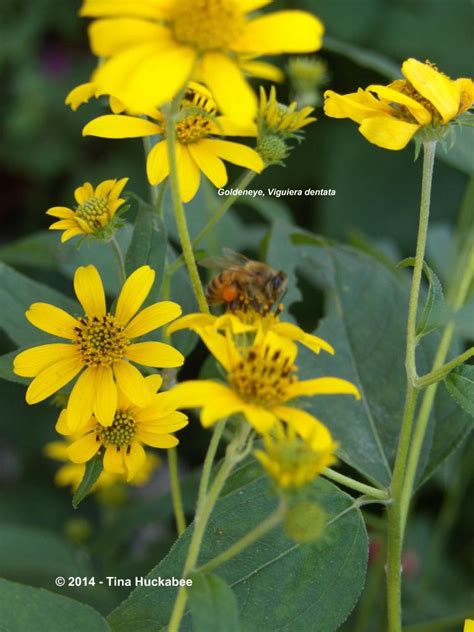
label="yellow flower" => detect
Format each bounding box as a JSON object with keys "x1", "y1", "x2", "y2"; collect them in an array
[
  {"x1": 13, "y1": 265, "x2": 184, "y2": 431},
  {"x1": 258, "y1": 86, "x2": 316, "y2": 135},
  {"x1": 324, "y1": 58, "x2": 474, "y2": 150},
  {"x1": 167, "y1": 329, "x2": 359, "y2": 433},
  {"x1": 47, "y1": 178, "x2": 128, "y2": 242},
  {"x1": 83, "y1": 83, "x2": 264, "y2": 202},
  {"x1": 255, "y1": 420, "x2": 337, "y2": 489},
  {"x1": 464, "y1": 620, "x2": 474, "y2": 632},
  {"x1": 167, "y1": 310, "x2": 335, "y2": 356},
  {"x1": 55, "y1": 374, "x2": 188, "y2": 481},
  {"x1": 79, "y1": 0, "x2": 324, "y2": 121},
  {"x1": 44, "y1": 436, "x2": 160, "y2": 491}
]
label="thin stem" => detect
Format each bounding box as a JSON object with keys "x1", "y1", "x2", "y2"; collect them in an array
[
  {"x1": 195, "y1": 421, "x2": 226, "y2": 516},
  {"x1": 110, "y1": 236, "x2": 126, "y2": 284},
  {"x1": 415, "y1": 346, "x2": 474, "y2": 388},
  {"x1": 168, "y1": 448, "x2": 186, "y2": 536},
  {"x1": 165, "y1": 101, "x2": 209, "y2": 314},
  {"x1": 322, "y1": 468, "x2": 389, "y2": 500},
  {"x1": 195, "y1": 502, "x2": 285, "y2": 575},
  {"x1": 386, "y1": 140, "x2": 437, "y2": 632}
]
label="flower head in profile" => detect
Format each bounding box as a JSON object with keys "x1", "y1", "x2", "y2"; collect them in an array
[
  {"x1": 257, "y1": 86, "x2": 316, "y2": 164},
  {"x1": 80, "y1": 0, "x2": 324, "y2": 121},
  {"x1": 324, "y1": 58, "x2": 474, "y2": 150},
  {"x1": 13, "y1": 265, "x2": 184, "y2": 431},
  {"x1": 255, "y1": 420, "x2": 337, "y2": 489},
  {"x1": 168, "y1": 310, "x2": 335, "y2": 356},
  {"x1": 83, "y1": 83, "x2": 264, "y2": 202},
  {"x1": 44, "y1": 436, "x2": 160, "y2": 491},
  {"x1": 287, "y1": 56, "x2": 329, "y2": 107},
  {"x1": 167, "y1": 329, "x2": 359, "y2": 434},
  {"x1": 55, "y1": 374, "x2": 188, "y2": 481},
  {"x1": 47, "y1": 178, "x2": 128, "y2": 242}
]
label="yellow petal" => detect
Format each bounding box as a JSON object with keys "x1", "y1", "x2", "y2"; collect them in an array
[
  {"x1": 201, "y1": 393, "x2": 245, "y2": 427},
  {"x1": 359, "y1": 116, "x2": 420, "y2": 150},
  {"x1": 113, "y1": 360, "x2": 152, "y2": 407},
  {"x1": 240, "y1": 0, "x2": 272, "y2": 11},
  {"x1": 93, "y1": 365, "x2": 118, "y2": 426},
  {"x1": 65, "y1": 82, "x2": 97, "y2": 111},
  {"x1": 203, "y1": 139, "x2": 263, "y2": 172},
  {"x1": 124, "y1": 441, "x2": 146, "y2": 480},
  {"x1": 115, "y1": 266, "x2": 155, "y2": 325},
  {"x1": 74, "y1": 183, "x2": 94, "y2": 204},
  {"x1": 136, "y1": 431, "x2": 178, "y2": 449},
  {"x1": 234, "y1": 11, "x2": 324, "y2": 54},
  {"x1": 136, "y1": 393, "x2": 184, "y2": 422},
  {"x1": 167, "y1": 313, "x2": 216, "y2": 335},
  {"x1": 125, "y1": 301, "x2": 182, "y2": 338},
  {"x1": 80, "y1": 0, "x2": 171, "y2": 19},
  {"x1": 273, "y1": 406, "x2": 333, "y2": 449},
  {"x1": 49, "y1": 220, "x2": 78, "y2": 230},
  {"x1": 239, "y1": 60, "x2": 284, "y2": 83},
  {"x1": 456, "y1": 78, "x2": 474, "y2": 114},
  {"x1": 146, "y1": 140, "x2": 170, "y2": 186},
  {"x1": 202, "y1": 52, "x2": 257, "y2": 123},
  {"x1": 242, "y1": 404, "x2": 276, "y2": 432},
  {"x1": 88, "y1": 18, "x2": 166, "y2": 56},
  {"x1": 271, "y1": 322, "x2": 335, "y2": 355},
  {"x1": 402, "y1": 58, "x2": 460, "y2": 123},
  {"x1": 61, "y1": 228, "x2": 84, "y2": 243},
  {"x1": 177, "y1": 145, "x2": 201, "y2": 203},
  {"x1": 188, "y1": 142, "x2": 228, "y2": 188},
  {"x1": 165, "y1": 380, "x2": 234, "y2": 410},
  {"x1": 138, "y1": 411, "x2": 188, "y2": 433},
  {"x1": 144, "y1": 373, "x2": 163, "y2": 393},
  {"x1": 67, "y1": 367, "x2": 97, "y2": 432},
  {"x1": 84, "y1": 114, "x2": 162, "y2": 139},
  {"x1": 103, "y1": 445, "x2": 125, "y2": 474},
  {"x1": 288, "y1": 377, "x2": 361, "y2": 400},
  {"x1": 196, "y1": 329, "x2": 236, "y2": 371},
  {"x1": 125, "y1": 342, "x2": 184, "y2": 368},
  {"x1": 94, "y1": 179, "x2": 116, "y2": 198},
  {"x1": 324, "y1": 89, "x2": 392, "y2": 124},
  {"x1": 14, "y1": 344, "x2": 78, "y2": 378},
  {"x1": 26, "y1": 303, "x2": 80, "y2": 339},
  {"x1": 46, "y1": 206, "x2": 75, "y2": 219},
  {"x1": 67, "y1": 433, "x2": 101, "y2": 464},
  {"x1": 109, "y1": 177, "x2": 129, "y2": 200},
  {"x1": 26, "y1": 357, "x2": 83, "y2": 404},
  {"x1": 214, "y1": 116, "x2": 257, "y2": 137},
  {"x1": 74, "y1": 265, "x2": 106, "y2": 318},
  {"x1": 367, "y1": 84, "x2": 431, "y2": 125},
  {"x1": 55, "y1": 409, "x2": 72, "y2": 436}
]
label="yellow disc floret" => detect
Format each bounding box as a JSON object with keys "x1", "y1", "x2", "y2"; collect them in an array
[
  {"x1": 171, "y1": 0, "x2": 244, "y2": 51},
  {"x1": 75, "y1": 314, "x2": 129, "y2": 367},
  {"x1": 75, "y1": 196, "x2": 111, "y2": 232},
  {"x1": 97, "y1": 411, "x2": 136, "y2": 447}
]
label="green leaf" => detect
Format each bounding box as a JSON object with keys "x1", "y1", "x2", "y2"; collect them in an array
[
  {"x1": 188, "y1": 573, "x2": 240, "y2": 632},
  {"x1": 107, "y1": 477, "x2": 368, "y2": 632},
  {"x1": 72, "y1": 453, "x2": 103, "y2": 508},
  {"x1": 445, "y1": 365, "x2": 474, "y2": 418},
  {"x1": 399, "y1": 257, "x2": 447, "y2": 336},
  {"x1": 0, "y1": 231, "x2": 59, "y2": 269},
  {"x1": 0, "y1": 262, "x2": 79, "y2": 346},
  {"x1": 0, "y1": 579, "x2": 109, "y2": 632},
  {"x1": 125, "y1": 201, "x2": 167, "y2": 299}
]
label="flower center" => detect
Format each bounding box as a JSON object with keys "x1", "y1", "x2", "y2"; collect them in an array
[
  {"x1": 74, "y1": 314, "x2": 129, "y2": 367},
  {"x1": 229, "y1": 345, "x2": 297, "y2": 407},
  {"x1": 97, "y1": 411, "x2": 136, "y2": 447},
  {"x1": 171, "y1": 0, "x2": 244, "y2": 51},
  {"x1": 175, "y1": 113, "x2": 214, "y2": 144},
  {"x1": 75, "y1": 197, "x2": 110, "y2": 231}
]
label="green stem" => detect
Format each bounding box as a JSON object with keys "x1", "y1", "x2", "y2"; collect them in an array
[
  {"x1": 110, "y1": 235, "x2": 126, "y2": 284},
  {"x1": 386, "y1": 140, "x2": 437, "y2": 632},
  {"x1": 168, "y1": 448, "x2": 186, "y2": 536},
  {"x1": 165, "y1": 101, "x2": 209, "y2": 314},
  {"x1": 167, "y1": 424, "x2": 251, "y2": 632},
  {"x1": 195, "y1": 502, "x2": 285, "y2": 575},
  {"x1": 353, "y1": 539, "x2": 386, "y2": 632},
  {"x1": 195, "y1": 421, "x2": 226, "y2": 516},
  {"x1": 415, "y1": 346, "x2": 474, "y2": 388},
  {"x1": 322, "y1": 467, "x2": 389, "y2": 500}
]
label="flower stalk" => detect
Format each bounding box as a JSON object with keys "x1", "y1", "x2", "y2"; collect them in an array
[
  {"x1": 322, "y1": 467, "x2": 390, "y2": 501},
  {"x1": 168, "y1": 448, "x2": 186, "y2": 536},
  {"x1": 110, "y1": 235, "x2": 126, "y2": 285}
]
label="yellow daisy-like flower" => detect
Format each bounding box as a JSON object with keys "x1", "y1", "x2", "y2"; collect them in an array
[
  {"x1": 255, "y1": 420, "x2": 337, "y2": 489},
  {"x1": 13, "y1": 265, "x2": 184, "y2": 431},
  {"x1": 258, "y1": 86, "x2": 316, "y2": 135},
  {"x1": 167, "y1": 329, "x2": 359, "y2": 434},
  {"x1": 47, "y1": 178, "x2": 128, "y2": 243},
  {"x1": 167, "y1": 310, "x2": 335, "y2": 356},
  {"x1": 79, "y1": 0, "x2": 324, "y2": 121},
  {"x1": 55, "y1": 374, "x2": 188, "y2": 481},
  {"x1": 83, "y1": 83, "x2": 264, "y2": 202},
  {"x1": 324, "y1": 58, "x2": 474, "y2": 150},
  {"x1": 44, "y1": 437, "x2": 160, "y2": 491}
]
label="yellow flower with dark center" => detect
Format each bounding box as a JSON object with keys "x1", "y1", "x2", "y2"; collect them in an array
[
  {"x1": 167, "y1": 310, "x2": 335, "y2": 356},
  {"x1": 324, "y1": 58, "x2": 474, "y2": 150},
  {"x1": 79, "y1": 0, "x2": 324, "y2": 121},
  {"x1": 167, "y1": 329, "x2": 359, "y2": 433},
  {"x1": 44, "y1": 436, "x2": 160, "y2": 491},
  {"x1": 83, "y1": 83, "x2": 264, "y2": 202},
  {"x1": 47, "y1": 178, "x2": 128, "y2": 242},
  {"x1": 255, "y1": 420, "x2": 337, "y2": 489},
  {"x1": 55, "y1": 374, "x2": 188, "y2": 481},
  {"x1": 13, "y1": 265, "x2": 184, "y2": 431}
]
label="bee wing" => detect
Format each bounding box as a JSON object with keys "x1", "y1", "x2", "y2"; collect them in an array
[{"x1": 199, "y1": 249, "x2": 250, "y2": 270}]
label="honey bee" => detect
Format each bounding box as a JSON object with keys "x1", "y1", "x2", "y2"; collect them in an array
[{"x1": 202, "y1": 249, "x2": 288, "y2": 314}]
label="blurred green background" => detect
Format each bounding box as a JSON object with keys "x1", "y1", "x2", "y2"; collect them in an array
[{"x1": 0, "y1": 0, "x2": 472, "y2": 629}]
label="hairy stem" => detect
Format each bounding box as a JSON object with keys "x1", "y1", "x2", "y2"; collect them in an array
[{"x1": 322, "y1": 467, "x2": 389, "y2": 500}]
